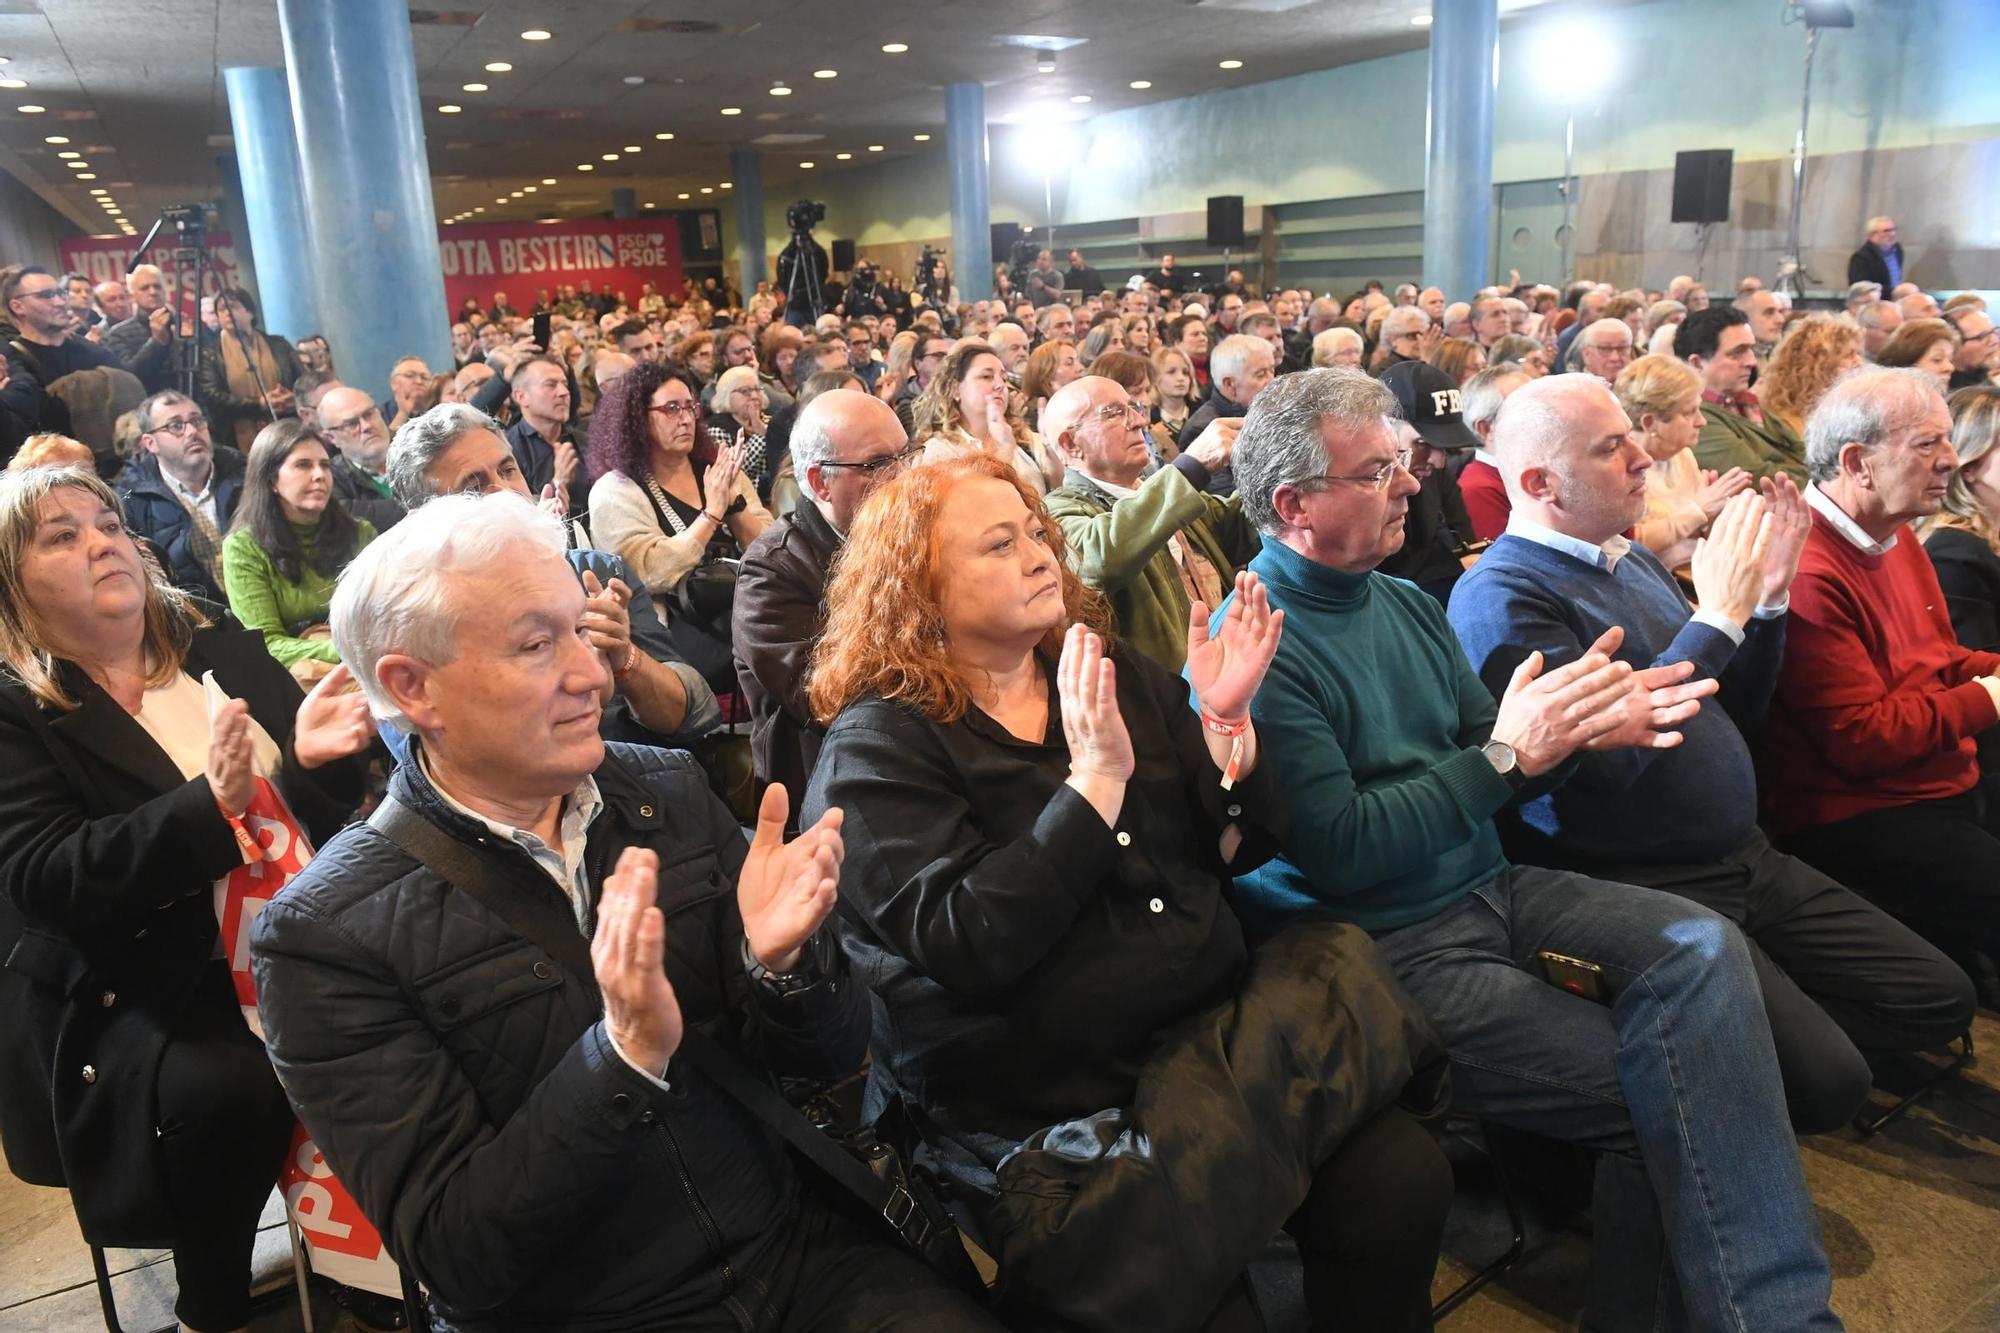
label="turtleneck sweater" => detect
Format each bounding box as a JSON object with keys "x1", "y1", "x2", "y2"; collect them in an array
[{"x1": 1226, "y1": 536, "x2": 1515, "y2": 934}]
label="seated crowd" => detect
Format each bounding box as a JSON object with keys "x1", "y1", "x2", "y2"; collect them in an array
[{"x1": 4, "y1": 215, "x2": 2000, "y2": 1332}]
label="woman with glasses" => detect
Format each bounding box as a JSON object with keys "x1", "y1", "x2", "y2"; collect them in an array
[
  {"x1": 588, "y1": 362, "x2": 771, "y2": 692},
  {"x1": 707, "y1": 364, "x2": 770, "y2": 491},
  {"x1": 916, "y1": 342, "x2": 1062, "y2": 495},
  {"x1": 195, "y1": 287, "x2": 302, "y2": 452},
  {"x1": 222, "y1": 420, "x2": 375, "y2": 685}
]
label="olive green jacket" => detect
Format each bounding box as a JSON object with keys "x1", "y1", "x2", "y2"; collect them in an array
[
  {"x1": 1046, "y1": 464, "x2": 1261, "y2": 672},
  {"x1": 1692, "y1": 401, "x2": 1807, "y2": 484}
]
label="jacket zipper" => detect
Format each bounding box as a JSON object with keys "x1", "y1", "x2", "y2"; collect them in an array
[{"x1": 657, "y1": 1108, "x2": 736, "y2": 1295}]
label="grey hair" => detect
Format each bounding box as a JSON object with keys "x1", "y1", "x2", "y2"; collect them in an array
[
  {"x1": 1855, "y1": 300, "x2": 1901, "y2": 332},
  {"x1": 1578, "y1": 317, "x2": 1633, "y2": 350},
  {"x1": 788, "y1": 389, "x2": 870, "y2": 474},
  {"x1": 1644, "y1": 300, "x2": 1687, "y2": 336},
  {"x1": 714, "y1": 363, "x2": 760, "y2": 400},
  {"x1": 386, "y1": 402, "x2": 504, "y2": 509},
  {"x1": 1234, "y1": 368, "x2": 1400, "y2": 536},
  {"x1": 1310, "y1": 327, "x2": 1363, "y2": 366},
  {"x1": 1209, "y1": 333, "x2": 1271, "y2": 388},
  {"x1": 330, "y1": 490, "x2": 566, "y2": 733},
  {"x1": 1381, "y1": 306, "x2": 1430, "y2": 341},
  {"x1": 1490, "y1": 373, "x2": 1618, "y2": 496},
  {"x1": 1462, "y1": 363, "x2": 1529, "y2": 435},
  {"x1": 1803, "y1": 365, "x2": 1945, "y2": 485}
]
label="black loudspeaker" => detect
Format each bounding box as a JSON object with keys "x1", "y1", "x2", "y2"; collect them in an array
[
  {"x1": 991, "y1": 221, "x2": 1024, "y2": 260},
  {"x1": 1670, "y1": 149, "x2": 1733, "y2": 224},
  {"x1": 830, "y1": 238, "x2": 857, "y2": 270},
  {"x1": 1206, "y1": 195, "x2": 1246, "y2": 249}
]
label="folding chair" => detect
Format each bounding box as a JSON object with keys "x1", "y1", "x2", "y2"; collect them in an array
[
  {"x1": 1852, "y1": 1031, "x2": 1975, "y2": 1139},
  {"x1": 1431, "y1": 1122, "x2": 1529, "y2": 1322}
]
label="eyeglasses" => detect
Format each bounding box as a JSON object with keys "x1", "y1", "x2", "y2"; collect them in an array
[
  {"x1": 820, "y1": 444, "x2": 922, "y2": 476},
  {"x1": 1093, "y1": 400, "x2": 1147, "y2": 425},
  {"x1": 326, "y1": 404, "x2": 383, "y2": 433},
  {"x1": 14, "y1": 286, "x2": 65, "y2": 303},
  {"x1": 649, "y1": 400, "x2": 700, "y2": 419},
  {"x1": 149, "y1": 414, "x2": 209, "y2": 438},
  {"x1": 1965, "y1": 328, "x2": 1999, "y2": 344},
  {"x1": 1312, "y1": 447, "x2": 1414, "y2": 491}
]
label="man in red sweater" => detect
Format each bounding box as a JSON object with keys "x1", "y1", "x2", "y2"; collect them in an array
[
  {"x1": 1453, "y1": 362, "x2": 1531, "y2": 541},
  {"x1": 1764, "y1": 365, "x2": 2000, "y2": 964}
]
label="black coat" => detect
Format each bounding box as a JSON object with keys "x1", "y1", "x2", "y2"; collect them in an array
[
  {"x1": 1926, "y1": 526, "x2": 2000, "y2": 809},
  {"x1": 250, "y1": 744, "x2": 869, "y2": 1331},
  {"x1": 115, "y1": 448, "x2": 248, "y2": 605},
  {"x1": 0, "y1": 627, "x2": 360, "y2": 1244},
  {"x1": 1848, "y1": 241, "x2": 1904, "y2": 289},
  {"x1": 732, "y1": 501, "x2": 841, "y2": 819}
]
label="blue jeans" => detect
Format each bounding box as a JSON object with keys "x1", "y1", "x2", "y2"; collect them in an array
[{"x1": 1370, "y1": 866, "x2": 1843, "y2": 1333}]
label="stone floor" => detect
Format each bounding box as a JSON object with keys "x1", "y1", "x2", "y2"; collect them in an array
[{"x1": 6, "y1": 1014, "x2": 2000, "y2": 1331}]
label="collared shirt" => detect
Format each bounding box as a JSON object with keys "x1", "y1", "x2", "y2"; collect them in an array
[
  {"x1": 1504, "y1": 513, "x2": 1786, "y2": 646},
  {"x1": 1090, "y1": 471, "x2": 1227, "y2": 609},
  {"x1": 1880, "y1": 243, "x2": 1902, "y2": 290},
  {"x1": 1806, "y1": 479, "x2": 1897, "y2": 556},
  {"x1": 163, "y1": 464, "x2": 221, "y2": 528},
  {"x1": 1703, "y1": 386, "x2": 1765, "y2": 427}
]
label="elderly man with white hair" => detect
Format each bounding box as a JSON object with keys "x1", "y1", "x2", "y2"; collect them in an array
[
  {"x1": 1181, "y1": 333, "x2": 1276, "y2": 495},
  {"x1": 1764, "y1": 366, "x2": 2000, "y2": 980},
  {"x1": 733, "y1": 390, "x2": 919, "y2": 817},
  {"x1": 1440, "y1": 301, "x2": 1472, "y2": 340},
  {"x1": 1448, "y1": 373, "x2": 1973, "y2": 1133},
  {"x1": 1571, "y1": 318, "x2": 1635, "y2": 383},
  {"x1": 250, "y1": 491, "x2": 1001, "y2": 1333},
  {"x1": 1216, "y1": 367, "x2": 1844, "y2": 1333},
  {"x1": 385, "y1": 401, "x2": 718, "y2": 747},
  {"x1": 1042, "y1": 375, "x2": 1257, "y2": 670}
]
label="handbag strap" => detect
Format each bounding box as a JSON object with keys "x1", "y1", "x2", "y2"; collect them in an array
[{"x1": 367, "y1": 793, "x2": 943, "y2": 1252}]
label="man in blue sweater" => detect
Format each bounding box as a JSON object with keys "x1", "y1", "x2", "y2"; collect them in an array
[
  {"x1": 1224, "y1": 368, "x2": 1845, "y2": 1333},
  {"x1": 1448, "y1": 374, "x2": 1973, "y2": 1133}
]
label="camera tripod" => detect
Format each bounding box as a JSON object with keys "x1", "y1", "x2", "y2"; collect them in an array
[
  {"x1": 126, "y1": 203, "x2": 219, "y2": 400},
  {"x1": 782, "y1": 227, "x2": 824, "y2": 324}
]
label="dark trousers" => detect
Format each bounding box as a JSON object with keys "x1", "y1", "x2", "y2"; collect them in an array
[
  {"x1": 157, "y1": 963, "x2": 296, "y2": 1332},
  {"x1": 1582, "y1": 830, "x2": 1976, "y2": 1133},
  {"x1": 1781, "y1": 789, "x2": 2000, "y2": 966},
  {"x1": 663, "y1": 1192, "x2": 1001, "y2": 1332}
]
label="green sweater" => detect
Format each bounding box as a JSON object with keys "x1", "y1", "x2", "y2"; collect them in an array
[
  {"x1": 1692, "y1": 401, "x2": 1806, "y2": 484},
  {"x1": 1228, "y1": 536, "x2": 1516, "y2": 934},
  {"x1": 1045, "y1": 463, "x2": 1260, "y2": 671},
  {"x1": 221, "y1": 518, "x2": 376, "y2": 669}
]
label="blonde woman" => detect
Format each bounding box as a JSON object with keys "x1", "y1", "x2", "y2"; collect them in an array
[
  {"x1": 1151, "y1": 345, "x2": 1201, "y2": 448},
  {"x1": 1614, "y1": 354, "x2": 1752, "y2": 576},
  {"x1": 913, "y1": 341, "x2": 1061, "y2": 493},
  {"x1": 875, "y1": 329, "x2": 920, "y2": 404},
  {"x1": 1924, "y1": 386, "x2": 2000, "y2": 650}
]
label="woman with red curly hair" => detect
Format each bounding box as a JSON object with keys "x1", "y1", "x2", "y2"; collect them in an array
[{"x1": 802, "y1": 454, "x2": 1451, "y2": 1331}]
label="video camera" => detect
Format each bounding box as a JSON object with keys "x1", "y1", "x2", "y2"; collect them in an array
[{"x1": 786, "y1": 198, "x2": 826, "y2": 235}]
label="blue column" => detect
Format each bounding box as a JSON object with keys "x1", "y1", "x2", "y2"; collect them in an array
[
  {"x1": 731, "y1": 148, "x2": 766, "y2": 300},
  {"x1": 222, "y1": 68, "x2": 321, "y2": 342},
  {"x1": 274, "y1": 0, "x2": 450, "y2": 400},
  {"x1": 1420, "y1": 0, "x2": 1499, "y2": 300},
  {"x1": 945, "y1": 84, "x2": 991, "y2": 305}
]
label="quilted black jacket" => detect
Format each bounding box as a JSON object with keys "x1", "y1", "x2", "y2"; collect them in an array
[{"x1": 250, "y1": 742, "x2": 868, "y2": 1331}]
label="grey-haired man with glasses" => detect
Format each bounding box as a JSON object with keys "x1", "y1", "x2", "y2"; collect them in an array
[
  {"x1": 116, "y1": 390, "x2": 247, "y2": 605},
  {"x1": 1043, "y1": 375, "x2": 1259, "y2": 671}
]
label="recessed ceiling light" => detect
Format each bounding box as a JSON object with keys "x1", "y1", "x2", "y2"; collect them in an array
[
  {"x1": 868, "y1": 144, "x2": 884, "y2": 152},
  {"x1": 0, "y1": 57, "x2": 9, "y2": 65},
  {"x1": 474, "y1": 206, "x2": 486, "y2": 211},
  {"x1": 835, "y1": 152, "x2": 852, "y2": 160},
  {"x1": 602, "y1": 152, "x2": 620, "y2": 161},
  {"x1": 1218, "y1": 59, "x2": 1243, "y2": 69},
  {"x1": 485, "y1": 61, "x2": 513, "y2": 72},
  {"x1": 623, "y1": 145, "x2": 640, "y2": 153},
  {"x1": 678, "y1": 192, "x2": 691, "y2": 199},
  {"x1": 881, "y1": 42, "x2": 908, "y2": 54},
  {"x1": 494, "y1": 197, "x2": 506, "y2": 203},
  {"x1": 1411, "y1": 14, "x2": 1434, "y2": 25},
  {"x1": 509, "y1": 191, "x2": 523, "y2": 197},
  {"x1": 720, "y1": 106, "x2": 741, "y2": 115},
  {"x1": 655, "y1": 131, "x2": 674, "y2": 140},
  {"x1": 913, "y1": 133, "x2": 930, "y2": 142},
  {"x1": 720, "y1": 181, "x2": 732, "y2": 189},
  {"x1": 520, "y1": 29, "x2": 551, "y2": 41},
  {"x1": 0, "y1": 80, "x2": 24, "y2": 90},
  {"x1": 813, "y1": 69, "x2": 837, "y2": 79},
  {"x1": 438, "y1": 104, "x2": 462, "y2": 113},
  {"x1": 523, "y1": 185, "x2": 537, "y2": 192},
  {"x1": 1070, "y1": 94, "x2": 1092, "y2": 103},
  {"x1": 577, "y1": 163, "x2": 593, "y2": 171},
  {"x1": 1036, "y1": 52, "x2": 1057, "y2": 74},
  {"x1": 1129, "y1": 79, "x2": 1152, "y2": 89},
  {"x1": 645, "y1": 201, "x2": 657, "y2": 209},
  {"x1": 700, "y1": 186, "x2": 713, "y2": 194},
  {"x1": 75, "y1": 172, "x2": 95, "y2": 180},
  {"x1": 541, "y1": 177, "x2": 557, "y2": 185},
  {"x1": 43, "y1": 134, "x2": 67, "y2": 144},
  {"x1": 18, "y1": 104, "x2": 44, "y2": 114},
  {"x1": 462, "y1": 82, "x2": 488, "y2": 92},
  {"x1": 799, "y1": 160, "x2": 814, "y2": 168},
  {"x1": 623, "y1": 75, "x2": 645, "y2": 85},
  {"x1": 769, "y1": 83, "x2": 792, "y2": 96},
  {"x1": 88, "y1": 187, "x2": 106, "y2": 195},
  {"x1": 66, "y1": 159, "x2": 88, "y2": 169}
]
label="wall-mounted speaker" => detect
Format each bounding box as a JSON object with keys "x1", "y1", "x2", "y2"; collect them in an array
[
  {"x1": 1206, "y1": 195, "x2": 1246, "y2": 249},
  {"x1": 1670, "y1": 149, "x2": 1733, "y2": 225},
  {"x1": 830, "y1": 238, "x2": 857, "y2": 271}
]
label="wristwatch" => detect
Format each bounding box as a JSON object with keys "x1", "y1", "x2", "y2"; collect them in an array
[
  {"x1": 741, "y1": 932, "x2": 827, "y2": 996},
  {"x1": 1481, "y1": 739, "x2": 1529, "y2": 791}
]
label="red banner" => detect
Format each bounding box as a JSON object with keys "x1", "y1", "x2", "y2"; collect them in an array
[
  {"x1": 436, "y1": 217, "x2": 683, "y2": 319},
  {"x1": 59, "y1": 216, "x2": 685, "y2": 327}
]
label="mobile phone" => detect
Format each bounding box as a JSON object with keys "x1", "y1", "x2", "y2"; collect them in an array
[
  {"x1": 1537, "y1": 950, "x2": 1607, "y2": 1004},
  {"x1": 532, "y1": 311, "x2": 553, "y2": 349}
]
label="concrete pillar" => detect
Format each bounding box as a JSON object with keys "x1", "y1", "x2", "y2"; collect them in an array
[
  {"x1": 221, "y1": 68, "x2": 321, "y2": 341},
  {"x1": 611, "y1": 187, "x2": 637, "y2": 220},
  {"x1": 730, "y1": 148, "x2": 766, "y2": 300},
  {"x1": 274, "y1": 0, "x2": 450, "y2": 399},
  {"x1": 1420, "y1": 0, "x2": 1499, "y2": 300},
  {"x1": 945, "y1": 84, "x2": 992, "y2": 304}
]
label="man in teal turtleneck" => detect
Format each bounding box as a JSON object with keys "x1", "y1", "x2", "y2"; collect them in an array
[{"x1": 1216, "y1": 368, "x2": 1845, "y2": 1333}]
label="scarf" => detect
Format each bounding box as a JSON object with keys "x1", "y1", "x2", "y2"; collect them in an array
[{"x1": 219, "y1": 328, "x2": 284, "y2": 449}]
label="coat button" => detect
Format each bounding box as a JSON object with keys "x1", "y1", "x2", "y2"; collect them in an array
[
  {"x1": 1116, "y1": 831, "x2": 1132, "y2": 847},
  {"x1": 533, "y1": 961, "x2": 554, "y2": 980},
  {"x1": 81, "y1": 1065, "x2": 97, "y2": 1085},
  {"x1": 611, "y1": 1092, "x2": 632, "y2": 1112},
  {"x1": 99, "y1": 991, "x2": 116, "y2": 1009},
  {"x1": 639, "y1": 804, "x2": 654, "y2": 818},
  {"x1": 1226, "y1": 804, "x2": 1242, "y2": 818},
  {"x1": 640, "y1": 1109, "x2": 656, "y2": 1123},
  {"x1": 1148, "y1": 898, "x2": 1165, "y2": 914}
]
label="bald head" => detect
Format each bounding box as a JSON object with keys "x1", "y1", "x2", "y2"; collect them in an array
[
  {"x1": 318, "y1": 385, "x2": 390, "y2": 471},
  {"x1": 1490, "y1": 373, "x2": 1649, "y2": 544},
  {"x1": 1043, "y1": 375, "x2": 1152, "y2": 488},
  {"x1": 592, "y1": 349, "x2": 638, "y2": 388},
  {"x1": 791, "y1": 389, "x2": 909, "y2": 531}
]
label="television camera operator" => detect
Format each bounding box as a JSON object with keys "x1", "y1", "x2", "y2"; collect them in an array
[
  {"x1": 839, "y1": 260, "x2": 885, "y2": 319},
  {"x1": 776, "y1": 199, "x2": 830, "y2": 328}
]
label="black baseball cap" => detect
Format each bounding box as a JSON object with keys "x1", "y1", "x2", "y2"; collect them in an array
[{"x1": 1380, "y1": 360, "x2": 1482, "y2": 453}]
